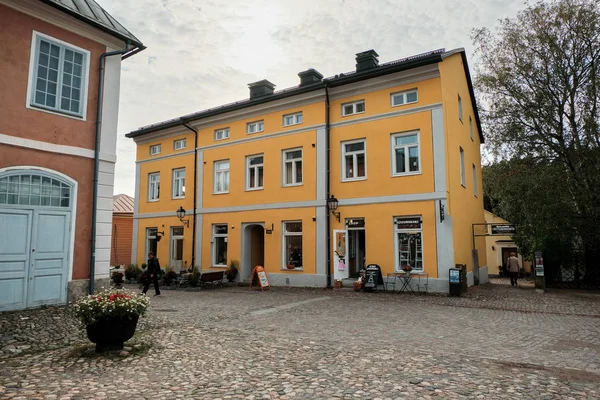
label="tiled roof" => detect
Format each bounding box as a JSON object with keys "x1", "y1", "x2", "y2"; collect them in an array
[
  {"x1": 40, "y1": 0, "x2": 143, "y2": 48},
  {"x1": 113, "y1": 194, "x2": 134, "y2": 214}
]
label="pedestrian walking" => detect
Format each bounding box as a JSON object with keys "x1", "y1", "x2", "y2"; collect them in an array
[
  {"x1": 142, "y1": 251, "x2": 161, "y2": 296},
  {"x1": 507, "y1": 252, "x2": 521, "y2": 286}
]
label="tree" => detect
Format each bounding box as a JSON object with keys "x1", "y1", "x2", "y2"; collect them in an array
[{"x1": 473, "y1": 0, "x2": 600, "y2": 284}]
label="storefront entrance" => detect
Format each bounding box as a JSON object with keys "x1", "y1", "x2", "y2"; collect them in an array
[
  {"x1": 241, "y1": 223, "x2": 265, "y2": 281},
  {"x1": 347, "y1": 223, "x2": 366, "y2": 278},
  {"x1": 332, "y1": 219, "x2": 366, "y2": 281}
]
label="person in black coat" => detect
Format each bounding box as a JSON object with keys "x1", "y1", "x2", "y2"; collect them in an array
[{"x1": 142, "y1": 251, "x2": 161, "y2": 296}]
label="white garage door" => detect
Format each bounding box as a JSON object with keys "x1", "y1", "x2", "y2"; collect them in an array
[{"x1": 0, "y1": 172, "x2": 72, "y2": 312}]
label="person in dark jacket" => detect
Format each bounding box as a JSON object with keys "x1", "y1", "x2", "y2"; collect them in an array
[{"x1": 142, "y1": 251, "x2": 161, "y2": 296}]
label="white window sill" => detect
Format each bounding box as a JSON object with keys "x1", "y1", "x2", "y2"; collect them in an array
[
  {"x1": 246, "y1": 130, "x2": 264, "y2": 135},
  {"x1": 245, "y1": 187, "x2": 264, "y2": 192},
  {"x1": 391, "y1": 171, "x2": 422, "y2": 178},
  {"x1": 282, "y1": 267, "x2": 303, "y2": 271},
  {"x1": 282, "y1": 183, "x2": 303, "y2": 188},
  {"x1": 174, "y1": 148, "x2": 187, "y2": 151},
  {"x1": 391, "y1": 101, "x2": 418, "y2": 109},
  {"x1": 215, "y1": 137, "x2": 230, "y2": 141},
  {"x1": 461, "y1": 183, "x2": 466, "y2": 188},
  {"x1": 341, "y1": 177, "x2": 367, "y2": 182},
  {"x1": 341, "y1": 111, "x2": 365, "y2": 117},
  {"x1": 28, "y1": 103, "x2": 85, "y2": 121},
  {"x1": 211, "y1": 265, "x2": 227, "y2": 269},
  {"x1": 147, "y1": 199, "x2": 159, "y2": 202},
  {"x1": 283, "y1": 122, "x2": 302, "y2": 128},
  {"x1": 213, "y1": 191, "x2": 229, "y2": 195},
  {"x1": 172, "y1": 196, "x2": 185, "y2": 200}
]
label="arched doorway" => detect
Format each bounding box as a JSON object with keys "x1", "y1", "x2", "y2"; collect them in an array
[
  {"x1": 0, "y1": 168, "x2": 75, "y2": 311},
  {"x1": 241, "y1": 223, "x2": 265, "y2": 281}
]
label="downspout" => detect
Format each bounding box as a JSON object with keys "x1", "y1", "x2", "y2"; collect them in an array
[
  {"x1": 182, "y1": 123, "x2": 198, "y2": 270},
  {"x1": 325, "y1": 85, "x2": 332, "y2": 288},
  {"x1": 89, "y1": 43, "x2": 131, "y2": 295}
]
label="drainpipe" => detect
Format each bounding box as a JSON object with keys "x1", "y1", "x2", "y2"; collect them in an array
[
  {"x1": 182, "y1": 123, "x2": 198, "y2": 270},
  {"x1": 325, "y1": 86, "x2": 332, "y2": 288},
  {"x1": 89, "y1": 43, "x2": 132, "y2": 295}
]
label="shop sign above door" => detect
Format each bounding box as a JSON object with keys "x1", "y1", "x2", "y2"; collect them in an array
[
  {"x1": 491, "y1": 224, "x2": 516, "y2": 235},
  {"x1": 346, "y1": 219, "x2": 365, "y2": 228},
  {"x1": 395, "y1": 217, "x2": 422, "y2": 229}
]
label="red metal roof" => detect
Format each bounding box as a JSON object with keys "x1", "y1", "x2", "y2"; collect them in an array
[{"x1": 113, "y1": 194, "x2": 134, "y2": 214}]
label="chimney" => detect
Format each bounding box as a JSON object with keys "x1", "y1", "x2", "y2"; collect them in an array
[
  {"x1": 298, "y1": 68, "x2": 323, "y2": 86},
  {"x1": 248, "y1": 80, "x2": 276, "y2": 99},
  {"x1": 355, "y1": 49, "x2": 379, "y2": 72}
]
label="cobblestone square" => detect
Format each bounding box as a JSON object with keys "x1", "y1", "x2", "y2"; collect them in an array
[{"x1": 1, "y1": 281, "x2": 599, "y2": 399}]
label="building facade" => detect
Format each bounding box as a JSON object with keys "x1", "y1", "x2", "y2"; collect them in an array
[
  {"x1": 0, "y1": 0, "x2": 144, "y2": 311},
  {"x1": 127, "y1": 48, "x2": 488, "y2": 292},
  {"x1": 111, "y1": 194, "x2": 134, "y2": 267},
  {"x1": 484, "y1": 210, "x2": 531, "y2": 276}
]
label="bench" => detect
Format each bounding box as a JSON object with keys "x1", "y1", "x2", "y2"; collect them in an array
[{"x1": 199, "y1": 270, "x2": 225, "y2": 288}]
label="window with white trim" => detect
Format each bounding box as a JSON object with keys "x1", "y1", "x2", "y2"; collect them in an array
[
  {"x1": 282, "y1": 221, "x2": 303, "y2": 270},
  {"x1": 146, "y1": 228, "x2": 158, "y2": 257},
  {"x1": 174, "y1": 139, "x2": 186, "y2": 150},
  {"x1": 469, "y1": 117, "x2": 474, "y2": 140},
  {"x1": 214, "y1": 160, "x2": 230, "y2": 194},
  {"x1": 0, "y1": 173, "x2": 71, "y2": 207},
  {"x1": 391, "y1": 131, "x2": 420, "y2": 175},
  {"x1": 30, "y1": 34, "x2": 89, "y2": 117},
  {"x1": 246, "y1": 154, "x2": 264, "y2": 190},
  {"x1": 394, "y1": 217, "x2": 423, "y2": 273},
  {"x1": 283, "y1": 112, "x2": 303, "y2": 127},
  {"x1": 391, "y1": 89, "x2": 418, "y2": 107},
  {"x1": 472, "y1": 164, "x2": 478, "y2": 197},
  {"x1": 149, "y1": 144, "x2": 161, "y2": 156},
  {"x1": 214, "y1": 128, "x2": 230, "y2": 141},
  {"x1": 246, "y1": 121, "x2": 264, "y2": 134},
  {"x1": 212, "y1": 225, "x2": 228, "y2": 266},
  {"x1": 283, "y1": 148, "x2": 302, "y2": 186},
  {"x1": 172, "y1": 168, "x2": 185, "y2": 199},
  {"x1": 341, "y1": 100, "x2": 365, "y2": 116},
  {"x1": 342, "y1": 140, "x2": 366, "y2": 180},
  {"x1": 460, "y1": 147, "x2": 466, "y2": 187},
  {"x1": 148, "y1": 172, "x2": 160, "y2": 201},
  {"x1": 458, "y1": 94, "x2": 463, "y2": 121}
]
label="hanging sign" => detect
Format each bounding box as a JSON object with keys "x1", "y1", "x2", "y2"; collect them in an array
[
  {"x1": 491, "y1": 224, "x2": 516, "y2": 235},
  {"x1": 250, "y1": 266, "x2": 270, "y2": 291}
]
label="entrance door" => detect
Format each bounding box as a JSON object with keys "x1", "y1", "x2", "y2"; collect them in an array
[
  {"x1": 170, "y1": 227, "x2": 184, "y2": 273},
  {"x1": 348, "y1": 229, "x2": 366, "y2": 278},
  {"x1": 333, "y1": 229, "x2": 349, "y2": 281},
  {"x1": 0, "y1": 209, "x2": 32, "y2": 311}
]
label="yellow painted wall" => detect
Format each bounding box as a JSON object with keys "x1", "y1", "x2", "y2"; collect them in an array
[
  {"x1": 135, "y1": 216, "x2": 194, "y2": 269},
  {"x1": 136, "y1": 131, "x2": 196, "y2": 163},
  {"x1": 439, "y1": 54, "x2": 487, "y2": 272}
]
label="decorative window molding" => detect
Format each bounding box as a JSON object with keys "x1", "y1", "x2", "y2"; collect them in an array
[
  {"x1": 146, "y1": 228, "x2": 158, "y2": 257},
  {"x1": 394, "y1": 216, "x2": 424, "y2": 273},
  {"x1": 0, "y1": 173, "x2": 71, "y2": 207},
  {"x1": 246, "y1": 120, "x2": 264, "y2": 134},
  {"x1": 391, "y1": 131, "x2": 420, "y2": 176},
  {"x1": 148, "y1": 172, "x2": 160, "y2": 201},
  {"x1": 282, "y1": 112, "x2": 303, "y2": 127},
  {"x1": 174, "y1": 139, "x2": 187, "y2": 150},
  {"x1": 282, "y1": 148, "x2": 303, "y2": 186},
  {"x1": 341, "y1": 139, "x2": 367, "y2": 181},
  {"x1": 213, "y1": 160, "x2": 230, "y2": 194},
  {"x1": 341, "y1": 100, "x2": 365, "y2": 116},
  {"x1": 460, "y1": 147, "x2": 466, "y2": 187},
  {"x1": 390, "y1": 89, "x2": 418, "y2": 107},
  {"x1": 282, "y1": 221, "x2": 303, "y2": 270},
  {"x1": 214, "y1": 128, "x2": 230, "y2": 141},
  {"x1": 212, "y1": 224, "x2": 228, "y2": 267},
  {"x1": 246, "y1": 154, "x2": 264, "y2": 190},
  {"x1": 149, "y1": 144, "x2": 161, "y2": 156},
  {"x1": 172, "y1": 168, "x2": 185, "y2": 199}
]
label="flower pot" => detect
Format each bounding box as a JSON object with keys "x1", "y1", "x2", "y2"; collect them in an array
[
  {"x1": 353, "y1": 281, "x2": 362, "y2": 291},
  {"x1": 86, "y1": 315, "x2": 139, "y2": 352},
  {"x1": 334, "y1": 280, "x2": 343, "y2": 289},
  {"x1": 286, "y1": 264, "x2": 296, "y2": 270}
]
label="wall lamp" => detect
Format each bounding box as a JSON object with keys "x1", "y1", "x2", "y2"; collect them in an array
[
  {"x1": 327, "y1": 194, "x2": 341, "y2": 222},
  {"x1": 176, "y1": 206, "x2": 190, "y2": 228}
]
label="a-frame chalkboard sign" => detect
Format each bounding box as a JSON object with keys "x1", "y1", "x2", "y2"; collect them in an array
[{"x1": 250, "y1": 266, "x2": 270, "y2": 291}]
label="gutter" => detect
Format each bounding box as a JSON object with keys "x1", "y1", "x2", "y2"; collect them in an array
[
  {"x1": 324, "y1": 87, "x2": 332, "y2": 288},
  {"x1": 182, "y1": 123, "x2": 199, "y2": 270}
]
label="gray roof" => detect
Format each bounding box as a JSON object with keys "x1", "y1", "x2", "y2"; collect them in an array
[{"x1": 40, "y1": 0, "x2": 144, "y2": 48}]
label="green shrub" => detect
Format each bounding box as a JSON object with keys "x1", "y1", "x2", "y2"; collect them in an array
[
  {"x1": 125, "y1": 264, "x2": 142, "y2": 282},
  {"x1": 189, "y1": 266, "x2": 201, "y2": 287},
  {"x1": 162, "y1": 266, "x2": 178, "y2": 286}
]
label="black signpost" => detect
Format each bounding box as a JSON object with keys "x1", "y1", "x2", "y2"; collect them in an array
[{"x1": 363, "y1": 264, "x2": 384, "y2": 292}]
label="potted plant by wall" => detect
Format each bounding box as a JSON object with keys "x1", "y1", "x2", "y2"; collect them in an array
[
  {"x1": 125, "y1": 264, "x2": 142, "y2": 283},
  {"x1": 111, "y1": 270, "x2": 124, "y2": 287},
  {"x1": 225, "y1": 260, "x2": 239, "y2": 282},
  {"x1": 162, "y1": 266, "x2": 178, "y2": 287},
  {"x1": 71, "y1": 289, "x2": 149, "y2": 352}
]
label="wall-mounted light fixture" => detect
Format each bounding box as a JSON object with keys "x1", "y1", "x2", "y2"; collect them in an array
[
  {"x1": 176, "y1": 206, "x2": 190, "y2": 228},
  {"x1": 327, "y1": 194, "x2": 341, "y2": 222}
]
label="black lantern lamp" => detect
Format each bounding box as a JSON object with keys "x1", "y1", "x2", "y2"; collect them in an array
[
  {"x1": 327, "y1": 195, "x2": 341, "y2": 222},
  {"x1": 176, "y1": 206, "x2": 190, "y2": 228}
]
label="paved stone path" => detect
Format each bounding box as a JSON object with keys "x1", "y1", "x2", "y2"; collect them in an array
[{"x1": 1, "y1": 282, "x2": 599, "y2": 399}]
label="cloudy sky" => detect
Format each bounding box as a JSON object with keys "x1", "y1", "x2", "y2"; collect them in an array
[{"x1": 99, "y1": 0, "x2": 527, "y2": 196}]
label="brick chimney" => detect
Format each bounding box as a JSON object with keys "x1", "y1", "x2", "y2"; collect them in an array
[
  {"x1": 298, "y1": 68, "x2": 324, "y2": 86},
  {"x1": 248, "y1": 80, "x2": 276, "y2": 99},
  {"x1": 355, "y1": 49, "x2": 379, "y2": 72}
]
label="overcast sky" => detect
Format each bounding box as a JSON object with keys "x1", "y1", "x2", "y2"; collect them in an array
[{"x1": 100, "y1": 0, "x2": 527, "y2": 197}]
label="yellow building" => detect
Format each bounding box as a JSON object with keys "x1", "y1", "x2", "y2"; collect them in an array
[
  {"x1": 484, "y1": 210, "x2": 531, "y2": 276},
  {"x1": 126, "y1": 48, "x2": 488, "y2": 292}
]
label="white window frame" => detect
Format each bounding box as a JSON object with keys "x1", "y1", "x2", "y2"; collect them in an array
[
  {"x1": 341, "y1": 139, "x2": 367, "y2": 181},
  {"x1": 394, "y1": 217, "x2": 424, "y2": 273},
  {"x1": 149, "y1": 144, "x2": 161, "y2": 156},
  {"x1": 282, "y1": 148, "x2": 303, "y2": 186},
  {"x1": 460, "y1": 147, "x2": 466, "y2": 187},
  {"x1": 146, "y1": 228, "x2": 158, "y2": 258},
  {"x1": 246, "y1": 154, "x2": 264, "y2": 190},
  {"x1": 246, "y1": 120, "x2": 264, "y2": 134},
  {"x1": 282, "y1": 112, "x2": 303, "y2": 127},
  {"x1": 212, "y1": 224, "x2": 228, "y2": 267},
  {"x1": 174, "y1": 138, "x2": 187, "y2": 150},
  {"x1": 472, "y1": 164, "x2": 478, "y2": 197},
  {"x1": 214, "y1": 128, "x2": 230, "y2": 141},
  {"x1": 172, "y1": 168, "x2": 185, "y2": 199},
  {"x1": 213, "y1": 160, "x2": 230, "y2": 194},
  {"x1": 341, "y1": 100, "x2": 365, "y2": 116},
  {"x1": 26, "y1": 31, "x2": 91, "y2": 120},
  {"x1": 148, "y1": 172, "x2": 160, "y2": 201},
  {"x1": 391, "y1": 131, "x2": 421, "y2": 176},
  {"x1": 390, "y1": 89, "x2": 418, "y2": 107},
  {"x1": 458, "y1": 94, "x2": 463, "y2": 122},
  {"x1": 469, "y1": 117, "x2": 474, "y2": 141},
  {"x1": 282, "y1": 221, "x2": 303, "y2": 270}
]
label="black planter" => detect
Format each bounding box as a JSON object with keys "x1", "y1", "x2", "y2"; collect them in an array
[{"x1": 86, "y1": 315, "x2": 139, "y2": 352}]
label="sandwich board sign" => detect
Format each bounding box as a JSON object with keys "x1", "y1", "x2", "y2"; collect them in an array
[{"x1": 250, "y1": 266, "x2": 270, "y2": 291}]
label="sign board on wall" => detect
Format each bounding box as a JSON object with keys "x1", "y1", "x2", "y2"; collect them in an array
[
  {"x1": 491, "y1": 224, "x2": 516, "y2": 235},
  {"x1": 535, "y1": 251, "x2": 544, "y2": 277},
  {"x1": 395, "y1": 217, "x2": 422, "y2": 229}
]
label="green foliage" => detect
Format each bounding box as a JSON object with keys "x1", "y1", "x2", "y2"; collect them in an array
[
  {"x1": 189, "y1": 266, "x2": 201, "y2": 287},
  {"x1": 111, "y1": 270, "x2": 124, "y2": 285},
  {"x1": 225, "y1": 260, "x2": 239, "y2": 281},
  {"x1": 125, "y1": 264, "x2": 142, "y2": 282},
  {"x1": 71, "y1": 289, "x2": 149, "y2": 325},
  {"x1": 162, "y1": 266, "x2": 178, "y2": 286}
]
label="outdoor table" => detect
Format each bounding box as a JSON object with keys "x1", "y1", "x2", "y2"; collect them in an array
[{"x1": 398, "y1": 271, "x2": 414, "y2": 292}]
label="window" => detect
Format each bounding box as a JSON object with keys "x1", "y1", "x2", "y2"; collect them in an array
[
  {"x1": 146, "y1": 228, "x2": 158, "y2": 257},
  {"x1": 469, "y1": 117, "x2": 474, "y2": 140},
  {"x1": 283, "y1": 149, "x2": 303, "y2": 186},
  {"x1": 391, "y1": 89, "x2": 418, "y2": 107},
  {"x1": 172, "y1": 168, "x2": 185, "y2": 199},
  {"x1": 149, "y1": 144, "x2": 161, "y2": 156},
  {"x1": 342, "y1": 140, "x2": 366, "y2": 181},
  {"x1": 394, "y1": 217, "x2": 423, "y2": 273},
  {"x1": 0, "y1": 173, "x2": 71, "y2": 207},
  {"x1": 29, "y1": 34, "x2": 89, "y2": 117},
  {"x1": 148, "y1": 172, "x2": 160, "y2": 201},
  {"x1": 341, "y1": 100, "x2": 365, "y2": 116},
  {"x1": 246, "y1": 121, "x2": 264, "y2": 134},
  {"x1": 458, "y1": 94, "x2": 463, "y2": 121},
  {"x1": 391, "y1": 132, "x2": 420, "y2": 175},
  {"x1": 214, "y1": 128, "x2": 230, "y2": 141},
  {"x1": 460, "y1": 147, "x2": 466, "y2": 187},
  {"x1": 214, "y1": 160, "x2": 230, "y2": 194},
  {"x1": 212, "y1": 225, "x2": 228, "y2": 266},
  {"x1": 283, "y1": 221, "x2": 302, "y2": 270},
  {"x1": 283, "y1": 112, "x2": 303, "y2": 127},
  {"x1": 472, "y1": 164, "x2": 478, "y2": 197},
  {"x1": 174, "y1": 139, "x2": 186, "y2": 150},
  {"x1": 246, "y1": 154, "x2": 264, "y2": 190}
]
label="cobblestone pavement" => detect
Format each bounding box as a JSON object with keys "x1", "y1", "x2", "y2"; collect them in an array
[{"x1": 1, "y1": 282, "x2": 599, "y2": 399}]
